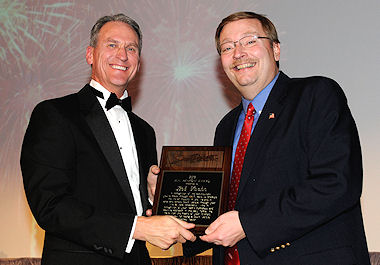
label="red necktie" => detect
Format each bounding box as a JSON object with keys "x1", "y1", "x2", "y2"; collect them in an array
[{"x1": 225, "y1": 103, "x2": 255, "y2": 265}]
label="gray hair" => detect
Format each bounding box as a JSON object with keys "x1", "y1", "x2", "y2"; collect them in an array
[{"x1": 90, "y1": 13, "x2": 142, "y2": 55}]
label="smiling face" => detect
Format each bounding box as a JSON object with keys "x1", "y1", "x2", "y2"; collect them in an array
[
  {"x1": 220, "y1": 19, "x2": 280, "y2": 100},
  {"x1": 86, "y1": 21, "x2": 140, "y2": 97}
]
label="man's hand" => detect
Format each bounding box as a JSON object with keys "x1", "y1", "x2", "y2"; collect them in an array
[
  {"x1": 134, "y1": 215, "x2": 196, "y2": 250},
  {"x1": 147, "y1": 165, "x2": 160, "y2": 202},
  {"x1": 199, "y1": 211, "x2": 245, "y2": 247}
]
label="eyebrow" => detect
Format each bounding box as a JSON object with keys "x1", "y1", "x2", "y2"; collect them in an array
[
  {"x1": 221, "y1": 32, "x2": 260, "y2": 43},
  {"x1": 106, "y1": 38, "x2": 120, "y2": 43},
  {"x1": 105, "y1": 38, "x2": 138, "y2": 47}
]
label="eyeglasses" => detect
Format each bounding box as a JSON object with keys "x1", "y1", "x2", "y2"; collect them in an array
[{"x1": 220, "y1": 35, "x2": 271, "y2": 55}]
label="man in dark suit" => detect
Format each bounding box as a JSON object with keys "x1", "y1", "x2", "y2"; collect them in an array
[
  {"x1": 21, "y1": 14, "x2": 195, "y2": 265},
  {"x1": 185, "y1": 11, "x2": 370, "y2": 264}
]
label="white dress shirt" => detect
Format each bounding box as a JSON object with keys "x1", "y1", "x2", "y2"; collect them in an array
[{"x1": 90, "y1": 80, "x2": 141, "y2": 253}]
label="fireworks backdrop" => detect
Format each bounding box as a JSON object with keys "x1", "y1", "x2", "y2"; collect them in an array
[{"x1": 0, "y1": 0, "x2": 379, "y2": 258}]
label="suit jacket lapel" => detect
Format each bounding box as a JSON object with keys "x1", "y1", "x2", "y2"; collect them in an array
[
  {"x1": 214, "y1": 104, "x2": 242, "y2": 147},
  {"x1": 78, "y1": 85, "x2": 137, "y2": 212},
  {"x1": 237, "y1": 72, "x2": 289, "y2": 200},
  {"x1": 128, "y1": 112, "x2": 150, "y2": 211}
]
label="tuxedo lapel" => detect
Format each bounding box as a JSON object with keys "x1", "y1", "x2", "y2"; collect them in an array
[
  {"x1": 237, "y1": 72, "x2": 289, "y2": 200},
  {"x1": 78, "y1": 85, "x2": 136, "y2": 212},
  {"x1": 128, "y1": 113, "x2": 150, "y2": 211}
]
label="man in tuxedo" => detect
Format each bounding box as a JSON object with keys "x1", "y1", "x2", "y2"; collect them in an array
[
  {"x1": 21, "y1": 14, "x2": 195, "y2": 265},
  {"x1": 185, "y1": 11, "x2": 370, "y2": 264}
]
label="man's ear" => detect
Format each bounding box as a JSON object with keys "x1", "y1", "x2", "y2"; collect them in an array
[
  {"x1": 86, "y1": 46, "x2": 94, "y2": 65},
  {"x1": 273, "y1": 42, "x2": 280, "y2": 62}
]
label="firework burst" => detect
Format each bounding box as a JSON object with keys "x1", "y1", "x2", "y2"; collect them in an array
[
  {"x1": 0, "y1": 0, "x2": 82, "y2": 75},
  {"x1": 0, "y1": 0, "x2": 90, "y2": 188}
]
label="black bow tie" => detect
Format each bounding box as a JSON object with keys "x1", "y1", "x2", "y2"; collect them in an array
[
  {"x1": 91, "y1": 87, "x2": 132, "y2": 112},
  {"x1": 105, "y1": 93, "x2": 132, "y2": 112}
]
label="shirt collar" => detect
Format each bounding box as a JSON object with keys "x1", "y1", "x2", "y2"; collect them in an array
[
  {"x1": 89, "y1": 79, "x2": 128, "y2": 101},
  {"x1": 241, "y1": 73, "x2": 279, "y2": 115}
]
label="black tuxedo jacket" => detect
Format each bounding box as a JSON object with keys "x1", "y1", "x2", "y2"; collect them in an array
[
  {"x1": 185, "y1": 72, "x2": 370, "y2": 264},
  {"x1": 21, "y1": 84, "x2": 157, "y2": 265}
]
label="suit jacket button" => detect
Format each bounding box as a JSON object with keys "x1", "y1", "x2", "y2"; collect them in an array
[
  {"x1": 270, "y1": 248, "x2": 275, "y2": 253},
  {"x1": 286, "y1": 242, "x2": 291, "y2": 246},
  {"x1": 275, "y1": 246, "x2": 280, "y2": 250},
  {"x1": 281, "y1": 244, "x2": 285, "y2": 248},
  {"x1": 93, "y1": 244, "x2": 102, "y2": 251}
]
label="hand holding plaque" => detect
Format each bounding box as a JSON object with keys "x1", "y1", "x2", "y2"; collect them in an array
[{"x1": 152, "y1": 146, "x2": 231, "y2": 235}]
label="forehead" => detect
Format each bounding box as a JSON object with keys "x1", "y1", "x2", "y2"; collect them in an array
[
  {"x1": 98, "y1": 21, "x2": 139, "y2": 44},
  {"x1": 220, "y1": 18, "x2": 265, "y2": 41}
]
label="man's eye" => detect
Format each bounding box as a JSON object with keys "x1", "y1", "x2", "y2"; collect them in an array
[
  {"x1": 221, "y1": 46, "x2": 232, "y2": 53},
  {"x1": 126, "y1": 45, "x2": 140, "y2": 54},
  {"x1": 108, "y1": 43, "x2": 116, "y2": 48}
]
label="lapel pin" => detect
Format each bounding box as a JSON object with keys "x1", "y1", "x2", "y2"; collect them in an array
[{"x1": 269, "y1": 113, "x2": 275, "y2": 119}]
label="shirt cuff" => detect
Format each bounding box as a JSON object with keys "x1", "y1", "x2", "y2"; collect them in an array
[
  {"x1": 125, "y1": 215, "x2": 138, "y2": 253},
  {"x1": 148, "y1": 197, "x2": 153, "y2": 206}
]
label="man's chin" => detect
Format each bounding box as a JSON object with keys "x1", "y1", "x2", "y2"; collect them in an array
[
  {"x1": 235, "y1": 77, "x2": 257, "y2": 87},
  {"x1": 110, "y1": 78, "x2": 131, "y2": 88}
]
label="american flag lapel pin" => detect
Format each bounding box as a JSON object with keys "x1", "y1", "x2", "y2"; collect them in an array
[{"x1": 269, "y1": 113, "x2": 275, "y2": 119}]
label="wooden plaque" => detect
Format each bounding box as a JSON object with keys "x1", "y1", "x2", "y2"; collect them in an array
[{"x1": 152, "y1": 146, "x2": 231, "y2": 235}]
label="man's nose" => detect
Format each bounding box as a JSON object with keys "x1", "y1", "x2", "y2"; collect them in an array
[
  {"x1": 116, "y1": 47, "x2": 128, "y2": 61},
  {"x1": 233, "y1": 43, "x2": 246, "y2": 59}
]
